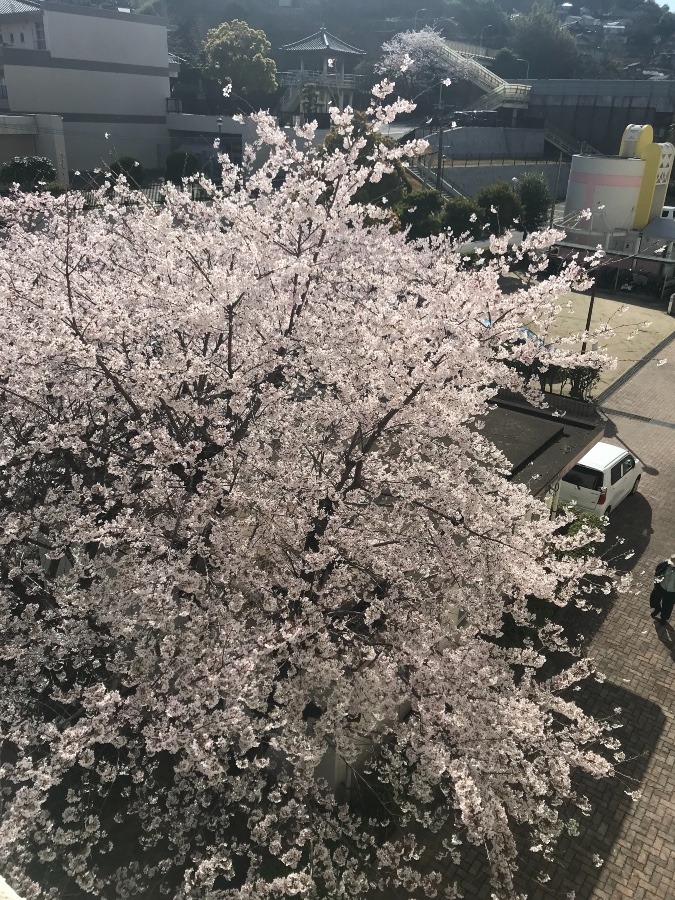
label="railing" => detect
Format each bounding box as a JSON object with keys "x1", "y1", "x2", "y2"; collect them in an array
[
  {"x1": 544, "y1": 123, "x2": 600, "y2": 157},
  {"x1": 474, "y1": 83, "x2": 531, "y2": 110},
  {"x1": 82, "y1": 183, "x2": 211, "y2": 207},
  {"x1": 279, "y1": 71, "x2": 361, "y2": 89},
  {"x1": 445, "y1": 40, "x2": 497, "y2": 59},
  {"x1": 441, "y1": 44, "x2": 504, "y2": 92},
  {"x1": 411, "y1": 158, "x2": 467, "y2": 198},
  {"x1": 166, "y1": 97, "x2": 182, "y2": 113}
]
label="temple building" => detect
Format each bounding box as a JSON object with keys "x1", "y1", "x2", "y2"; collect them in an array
[{"x1": 278, "y1": 27, "x2": 365, "y2": 125}]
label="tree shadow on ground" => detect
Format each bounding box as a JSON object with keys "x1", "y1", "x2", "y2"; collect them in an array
[{"x1": 374, "y1": 681, "x2": 663, "y2": 900}]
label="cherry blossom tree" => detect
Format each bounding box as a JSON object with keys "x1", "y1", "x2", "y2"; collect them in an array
[
  {"x1": 376, "y1": 28, "x2": 462, "y2": 96},
  {"x1": 0, "y1": 87, "x2": 619, "y2": 900}
]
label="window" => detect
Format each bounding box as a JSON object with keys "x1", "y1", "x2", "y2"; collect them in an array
[
  {"x1": 20, "y1": 33, "x2": 24, "y2": 43},
  {"x1": 562, "y1": 465, "x2": 603, "y2": 491},
  {"x1": 9, "y1": 33, "x2": 14, "y2": 44},
  {"x1": 621, "y1": 456, "x2": 635, "y2": 478},
  {"x1": 610, "y1": 462, "x2": 623, "y2": 485}
]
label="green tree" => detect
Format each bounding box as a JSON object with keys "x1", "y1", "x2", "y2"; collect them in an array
[
  {"x1": 109, "y1": 156, "x2": 145, "y2": 187},
  {"x1": 491, "y1": 48, "x2": 524, "y2": 80},
  {"x1": 510, "y1": 0, "x2": 584, "y2": 79},
  {"x1": 441, "y1": 196, "x2": 483, "y2": 239},
  {"x1": 476, "y1": 180, "x2": 521, "y2": 235},
  {"x1": 515, "y1": 172, "x2": 551, "y2": 235},
  {"x1": 203, "y1": 20, "x2": 277, "y2": 109},
  {"x1": 165, "y1": 150, "x2": 200, "y2": 184},
  {"x1": 0, "y1": 156, "x2": 56, "y2": 191},
  {"x1": 443, "y1": 0, "x2": 508, "y2": 42},
  {"x1": 395, "y1": 189, "x2": 445, "y2": 240}
]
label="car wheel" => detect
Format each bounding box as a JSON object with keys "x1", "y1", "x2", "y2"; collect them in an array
[
  {"x1": 631, "y1": 475, "x2": 641, "y2": 495},
  {"x1": 604, "y1": 506, "x2": 612, "y2": 518}
]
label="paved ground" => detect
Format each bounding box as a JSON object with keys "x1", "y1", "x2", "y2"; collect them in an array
[
  {"x1": 564, "y1": 331, "x2": 675, "y2": 900},
  {"x1": 378, "y1": 300, "x2": 675, "y2": 899},
  {"x1": 487, "y1": 321, "x2": 675, "y2": 898},
  {"x1": 547, "y1": 289, "x2": 675, "y2": 394}
]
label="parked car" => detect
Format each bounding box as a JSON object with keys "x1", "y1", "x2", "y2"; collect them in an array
[{"x1": 558, "y1": 441, "x2": 643, "y2": 517}]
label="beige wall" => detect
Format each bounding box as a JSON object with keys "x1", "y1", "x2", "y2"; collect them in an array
[
  {"x1": 4, "y1": 65, "x2": 169, "y2": 117},
  {"x1": 43, "y1": 8, "x2": 169, "y2": 67},
  {"x1": 0, "y1": 18, "x2": 39, "y2": 50}
]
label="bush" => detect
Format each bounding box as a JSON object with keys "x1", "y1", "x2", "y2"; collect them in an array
[
  {"x1": 165, "y1": 151, "x2": 200, "y2": 185},
  {"x1": 394, "y1": 189, "x2": 445, "y2": 240},
  {"x1": 109, "y1": 156, "x2": 144, "y2": 187},
  {"x1": 441, "y1": 196, "x2": 483, "y2": 239},
  {"x1": 476, "y1": 180, "x2": 522, "y2": 235},
  {"x1": 0, "y1": 156, "x2": 57, "y2": 191}
]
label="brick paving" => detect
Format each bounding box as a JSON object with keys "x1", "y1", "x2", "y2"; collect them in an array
[
  {"x1": 571, "y1": 331, "x2": 675, "y2": 900},
  {"x1": 376, "y1": 329, "x2": 675, "y2": 899}
]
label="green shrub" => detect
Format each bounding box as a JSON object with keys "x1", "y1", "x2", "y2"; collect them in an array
[
  {"x1": 0, "y1": 156, "x2": 57, "y2": 190},
  {"x1": 109, "y1": 156, "x2": 145, "y2": 187},
  {"x1": 165, "y1": 150, "x2": 200, "y2": 185}
]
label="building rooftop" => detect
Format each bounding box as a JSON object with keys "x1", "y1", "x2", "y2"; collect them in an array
[
  {"x1": 0, "y1": 0, "x2": 40, "y2": 14},
  {"x1": 280, "y1": 27, "x2": 365, "y2": 56},
  {"x1": 482, "y1": 391, "x2": 604, "y2": 497}
]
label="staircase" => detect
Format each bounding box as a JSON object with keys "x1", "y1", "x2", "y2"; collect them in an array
[
  {"x1": 544, "y1": 123, "x2": 601, "y2": 157},
  {"x1": 474, "y1": 83, "x2": 531, "y2": 111},
  {"x1": 440, "y1": 43, "x2": 532, "y2": 111},
  {"x1": 441, "y1": 43, "x2": 505, "y2": 93},
  {"x1": 279, "y1": 74, "x2": 305, "y2": 114},
  {"x1": 410, "y1": 161, "x2": 467, "y2": 198}
]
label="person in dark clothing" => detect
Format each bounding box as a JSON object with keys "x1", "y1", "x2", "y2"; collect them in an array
[{"x1": 650, "y1": 555, "x2": 675, "y2": 625}]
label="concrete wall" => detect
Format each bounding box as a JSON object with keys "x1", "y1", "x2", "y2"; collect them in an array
[
  {"x1": 434, "y1": 162, "x2": 570, "y2": 201},
  {"x1": 43, "y1": 6, "x2": 169, "y2": 67},
  {"x1": 0, "y1": 113, "x2": 68, "y2": 185},
  {"x1": 3, "y1": 61, "x2": 169, "y2": 118},
  {"x1": 63, "y1": 121, "x2": 169, "y2": 171},
  {"x1": 426, "y1": 126, "x2": 545, "y2": 160},
  {"x1": 0, "y1": 132, "x2": 35, "y2": 165},
  {"x1": 528, "y1": 79, "x2": 675, "y2": 155}
]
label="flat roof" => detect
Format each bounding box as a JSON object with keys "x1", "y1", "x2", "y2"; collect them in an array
[{"x1": 481, "y1": 392, "x2": 604, "y2": 497}]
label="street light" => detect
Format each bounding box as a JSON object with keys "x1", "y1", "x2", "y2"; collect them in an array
[
  {"x1": 414, "y1": 7, "x2": 426, "y2": 29},
  {"x1": 518, "y1": 57, "x2": 530, "y2": 79},
  {"x1": 479, "y1": 24, "x2": 493, "y2": 53},
  {"x1": 435, "y1": 79, "x2": 450, "y2": 192},
  {"x1": 217, "y1": 116, "x2": 223, "y2": 137}
]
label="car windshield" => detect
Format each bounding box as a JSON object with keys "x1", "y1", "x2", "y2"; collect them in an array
[{"x1": 562, "y1": 464, "x2": 603, "y2": 491}]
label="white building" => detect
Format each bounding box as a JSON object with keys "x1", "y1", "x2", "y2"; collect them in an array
[{"x1": 0, "y1": 1, "x2": 253, "y2": 179}]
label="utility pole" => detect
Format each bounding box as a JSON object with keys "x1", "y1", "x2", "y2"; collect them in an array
[
  {"x1": 435, "y1": 81, "x2": 444, "y2": 193},
  {"x1": 580, "y1": 279, "x2": 596, "y2": 355},
  {"x1": 549, "y1": 151, "x2": 563, "y2": 228}
]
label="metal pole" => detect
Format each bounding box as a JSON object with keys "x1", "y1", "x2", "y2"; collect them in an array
[
  {"x1": 580, "y1": 280, "x2": 595, "y2": 354},
  {"x1": 436, "y1": 82, "x2": 444, "y2": 192},
  {"x1": 549, "y1": 151, "x2": 563, "y2": 228}
]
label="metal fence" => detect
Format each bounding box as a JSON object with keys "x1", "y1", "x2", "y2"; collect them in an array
[{"x1": 81, "y1": 183, "x2": 211, "y2": 207}]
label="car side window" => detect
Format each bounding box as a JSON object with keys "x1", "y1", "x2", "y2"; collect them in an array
[
  {"x1": 610, "y1": 462, "x2": 623, "y2": 485},
  {"x1": 621, "y1": 456, "x2": 635, "y2": 477}
]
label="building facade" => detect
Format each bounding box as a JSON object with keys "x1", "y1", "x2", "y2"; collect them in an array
[{"x1": 0, "y1": 1, "x2": 256, "y2": 179}]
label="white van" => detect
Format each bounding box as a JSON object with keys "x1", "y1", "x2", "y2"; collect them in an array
[{"x1": 558, "y1": 442, "x2": 643, "y2": 517}]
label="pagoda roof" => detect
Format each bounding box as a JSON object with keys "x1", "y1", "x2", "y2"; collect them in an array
[{"x1": 280, "y1": 27, "x2": 365, "y2": 55}]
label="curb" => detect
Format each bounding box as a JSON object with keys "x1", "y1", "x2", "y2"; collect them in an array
[{"x1": 596, "y1": 328, "x2": 675, "y2": 405}]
